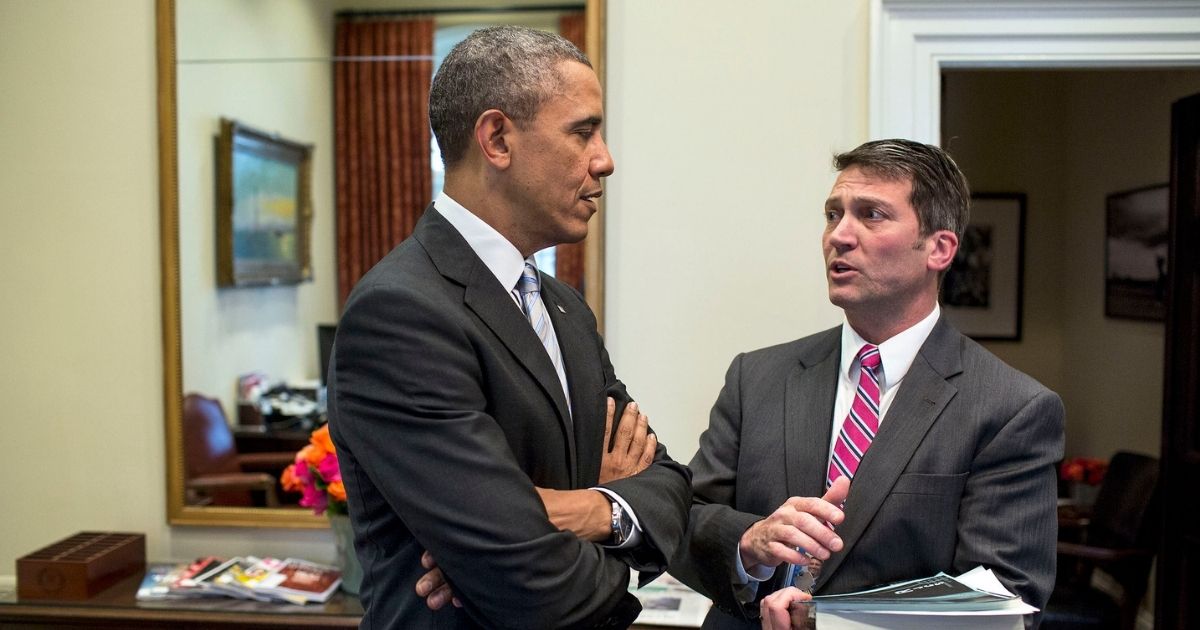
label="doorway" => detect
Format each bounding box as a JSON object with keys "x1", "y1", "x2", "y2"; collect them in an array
[{"x1": 939, "y1": 68, "x2": 1200, "y2": 628}]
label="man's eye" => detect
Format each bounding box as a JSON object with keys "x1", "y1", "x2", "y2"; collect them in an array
[{"x1": 825, "y1": 211, "x2": 839, "y2": 222}]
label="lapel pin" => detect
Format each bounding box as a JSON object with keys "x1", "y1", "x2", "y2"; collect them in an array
[{"x1": 557, "y1": 304, "x2": 566, "y2": 314}]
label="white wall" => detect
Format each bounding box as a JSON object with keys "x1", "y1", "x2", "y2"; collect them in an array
[
  {"x1": 0, "y1": 0, "x2": 871, "y2": 576},
  {"x1": 606, "y1": 0, "x2": 870, "y2": 460}
]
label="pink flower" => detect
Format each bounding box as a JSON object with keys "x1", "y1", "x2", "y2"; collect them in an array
[
  {"x1": 317, "y1": 453, "x2": 342, "y2": 483},
  {"x1": 299, "y1": 482, "x2": 328, "y2": 514},
  {"x1": 292, "y1": 458, "x2": 313, "y2": 484}
]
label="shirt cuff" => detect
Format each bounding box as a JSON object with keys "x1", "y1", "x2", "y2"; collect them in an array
[
  {"x1": 734, "y1": 542, "x2": 776, "y2": 584},
  {"x1": 591, "y1": 487, "x2": 643, "y2": 549}
]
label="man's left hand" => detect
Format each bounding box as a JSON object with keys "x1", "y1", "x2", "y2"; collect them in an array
[
  {"x1": 598, "y1": 398, "x2": 656, "y2": 484},
  {"x1": 759, "y1": 586, "x2": 813, "y2": 630}
]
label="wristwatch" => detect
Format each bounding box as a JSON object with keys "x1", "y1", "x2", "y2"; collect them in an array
[{"x1": 609, "y1": 498, "x2": 633, "y2": 545}]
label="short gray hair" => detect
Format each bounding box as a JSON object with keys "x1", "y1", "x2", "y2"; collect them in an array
[
  {"x1": 429, "y1": 25, "x2": 591, "y2": 169},
  {"x1": 833, "y1": 139, "x2": 970, "y2": 241}
]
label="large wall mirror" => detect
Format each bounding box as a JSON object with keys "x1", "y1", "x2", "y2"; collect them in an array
[{"x1": 157, "y1": 0, "x2": 607, "y2": 528}]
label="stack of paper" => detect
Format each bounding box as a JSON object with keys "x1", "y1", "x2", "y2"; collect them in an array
[{"x1": 813, "y1": 567, "x2": 1037, "y2": 630}]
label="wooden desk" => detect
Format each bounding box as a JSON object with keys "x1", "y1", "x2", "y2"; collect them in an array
[
  {"x1": 233, "y1": 426, "x2": 312, "y2": 454},
  {"x1": 0, "y1": 568, "x2": 707, "y2": 629}
]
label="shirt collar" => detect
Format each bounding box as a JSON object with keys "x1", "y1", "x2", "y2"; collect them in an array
[
  {"x1": 433, "y1": 191, "x2": 526, "y2": 293},
  {"x1": 840, "y1": 303, "x2": 941, "y2": 390}
]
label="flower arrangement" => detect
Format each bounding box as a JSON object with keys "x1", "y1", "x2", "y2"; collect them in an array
[
  {"x1": 281, "y1": 424, "x2": 347, "y2": 515},
  {"x1": 1060, "y1": 456, "x2": 1107, "y2": 487}
]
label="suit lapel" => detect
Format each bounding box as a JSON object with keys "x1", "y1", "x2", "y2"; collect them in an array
[
  {"x1": 414, "y1": 208, "x2": 576, "y2": 469},
  {"x1": 784, "y1": 329, "x2": 841, "y2": 500},
  {"x1": 815, "y1": 317, "x2": 963, "y2": 590}
]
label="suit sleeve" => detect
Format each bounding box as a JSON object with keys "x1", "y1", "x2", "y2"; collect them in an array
[
  {"x1": 332, "y1": 284, "x2": 637, "y2": 629},
  {"x1": 952, "y1": 387, "x2": 1064, "y2": 624},
  {"x1": 669, "y1": 354, "x2": 766, "y2": 620}
]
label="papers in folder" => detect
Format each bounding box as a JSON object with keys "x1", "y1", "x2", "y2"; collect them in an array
[
  {"x1": 814, "y1": 566, "x2": 1037, "y2": 630},
  {"x1": 627, "y1": 570, "x2": 712, "y2": 627}
]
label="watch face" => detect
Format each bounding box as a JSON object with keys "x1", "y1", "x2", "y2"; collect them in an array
[{"x1": 616, "y1": 506, "x2": 633, "y2": 540}]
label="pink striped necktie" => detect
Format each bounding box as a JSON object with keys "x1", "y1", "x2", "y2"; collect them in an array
[{"x1": 828, "y1": 344, "x2": 882, "y2": 488}]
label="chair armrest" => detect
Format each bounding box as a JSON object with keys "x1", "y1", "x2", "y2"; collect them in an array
[
  {"x1": 1057, "y1": 541, "x2": 1154, "y2": 563},
  {"x1": 238, "y1": 452, "x2": 297, "y2": 469},
  {"x1": 188, "y1": 472, "x2": 277, "y2": 492},
  {"x1": 188, "y1": 472, "x2": 280, "y2": 507}
]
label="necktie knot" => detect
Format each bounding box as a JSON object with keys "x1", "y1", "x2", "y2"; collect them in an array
[
  {"x1": 517, "y1": 261, "x2": 540, "y2": 297},
  {"x1": 857, "y1": 344, "x2": 881, "y2": 372}
]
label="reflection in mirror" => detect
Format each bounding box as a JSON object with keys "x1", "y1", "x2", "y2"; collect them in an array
[{"x1": 161, "y1": 0, "x2": 604, "y2": 526}]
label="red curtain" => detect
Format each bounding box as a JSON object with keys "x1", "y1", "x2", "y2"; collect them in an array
[
  {"x1": 555, "y1": 11, "x2": 588, "y2": 293},
  {"x1": 334, "y1": 18, "x2": 434, "y2": 307}
]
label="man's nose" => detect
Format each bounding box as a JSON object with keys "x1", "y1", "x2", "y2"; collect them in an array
[
  {"x1": 592, "y1": 137, "x2": 615, "y2": 178},
  {"x1": 826, "y1": 216, "x2": 857, "y2": 250}
]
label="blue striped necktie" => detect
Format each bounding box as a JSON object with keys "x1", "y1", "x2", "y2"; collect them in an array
[{"x1": 514, "y1": 261, "x2": 571, "y2": 415}]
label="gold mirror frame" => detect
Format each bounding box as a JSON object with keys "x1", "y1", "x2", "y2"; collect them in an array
[{"x1": 158, "y1": 0, "x2": 608, "y2": 527}]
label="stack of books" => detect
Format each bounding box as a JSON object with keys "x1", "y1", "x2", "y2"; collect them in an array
[{"x1": 136, "y1": 556, "x2": 342, "y2": 605}]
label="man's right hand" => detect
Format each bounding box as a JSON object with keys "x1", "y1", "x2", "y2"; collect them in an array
[
  {"x1": 598, "y1": 397, "x2": 655, "y2": 483},
  {"x1": 738, "y1": 477, "x2": 850, "y2": 575}
]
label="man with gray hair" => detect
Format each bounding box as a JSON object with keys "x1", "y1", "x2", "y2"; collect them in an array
[
  {"x1": 329, "y1": 26, "x2": 690, "y2": 629},
  {"x1": 670, "y1": 139, "x2": 1064, "y2": 629}
]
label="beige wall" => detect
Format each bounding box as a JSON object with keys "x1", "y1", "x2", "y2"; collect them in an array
[
  {"x1": 606, "y1": 0, "x2": 869, "y2": 460},
  {"x1": 0, "y1": 0, "x2": 870, "y2": 576},
  {"x1": 943, "y1": 68, "x2": 1199, "y2": 460}
]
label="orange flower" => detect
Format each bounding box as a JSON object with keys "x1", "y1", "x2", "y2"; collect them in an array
[
  {"x1": 310, "y1": 424, "x2": 336, "y2": 457},
  {"x1": 300, "y1": 444, "x2": 324, "y2": 468},
  {"x1": 280, "y1": 464, "x2": 303, "y2": 492},
  {"x1": 327, "y1": 480, "x2": 347, "y2": 502}
]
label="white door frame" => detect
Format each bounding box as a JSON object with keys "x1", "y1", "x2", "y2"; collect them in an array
[{"x1": 870, "y1": 0, "x2": 1200, "y2": 143}]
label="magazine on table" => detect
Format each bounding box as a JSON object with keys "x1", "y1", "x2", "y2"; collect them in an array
[{"x1": 135, "y1": 556, "x2": 341, "y2": 604}]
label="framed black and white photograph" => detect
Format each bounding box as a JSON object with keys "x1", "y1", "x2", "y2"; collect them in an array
[
  {"x1": 216, "y1": 118, "x2": 314, "y2": 287},
  {"x1": 942, "y1": 193, "x2": 1026, "y2": 341},
  {"x1": 1105, "y1": 184, "x2": 1169, "y2": 321}
]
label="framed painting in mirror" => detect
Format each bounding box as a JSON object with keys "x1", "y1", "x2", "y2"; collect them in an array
[{"x1": 216, "y1": 117, "x2": 314, "y2": 287}]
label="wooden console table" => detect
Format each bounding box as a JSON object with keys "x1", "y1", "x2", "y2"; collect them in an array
[
  {"x1": 0, "y1": 567, "x2": 703, "y2": 629},
  {"x1": 0, "y1": 568, "x2": 361, "y2": 629}
]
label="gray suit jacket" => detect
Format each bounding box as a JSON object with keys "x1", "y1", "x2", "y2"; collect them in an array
[
  {"x1": 329, "y1": 207, "x2": 691, "y2": 629},
  {"x1": 671, "y1": 319, "x2": 1064, "y2": 629}
]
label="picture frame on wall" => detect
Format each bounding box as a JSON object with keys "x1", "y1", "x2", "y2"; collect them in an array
[
  {"x1": 1105, "y1": 184, "x2": 1169, "y2": 321},
  {"x1": 941, "y1": 193, "x2": 1026, "y2": 341},
  {"x1": 216, "y1": 118, "x2": 314, "y2": 287}
]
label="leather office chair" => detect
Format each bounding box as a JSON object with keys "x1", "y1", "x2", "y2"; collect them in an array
[
  {"x1": 182, "y1": 393, "x2": 296, "y2": 507},
  {"x1": 1042, "y1": 451, "x2": 1160, "y2": 630}
]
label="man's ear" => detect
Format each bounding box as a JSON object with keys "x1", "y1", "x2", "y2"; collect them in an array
[
  {"x1": 473, "y1": 109, "x2": 512, "y2": 170},
  {"x1": 926, "y1": 230, "x2": 959, "y2": 273}
]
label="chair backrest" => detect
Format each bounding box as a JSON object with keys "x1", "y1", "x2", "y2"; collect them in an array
[
  {"x1": 182, "y1": 393, "x2": 241, "y2": 479},
  {"x1": 1088, "y1": 451, "x2": 1159, "y2": 549}
]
